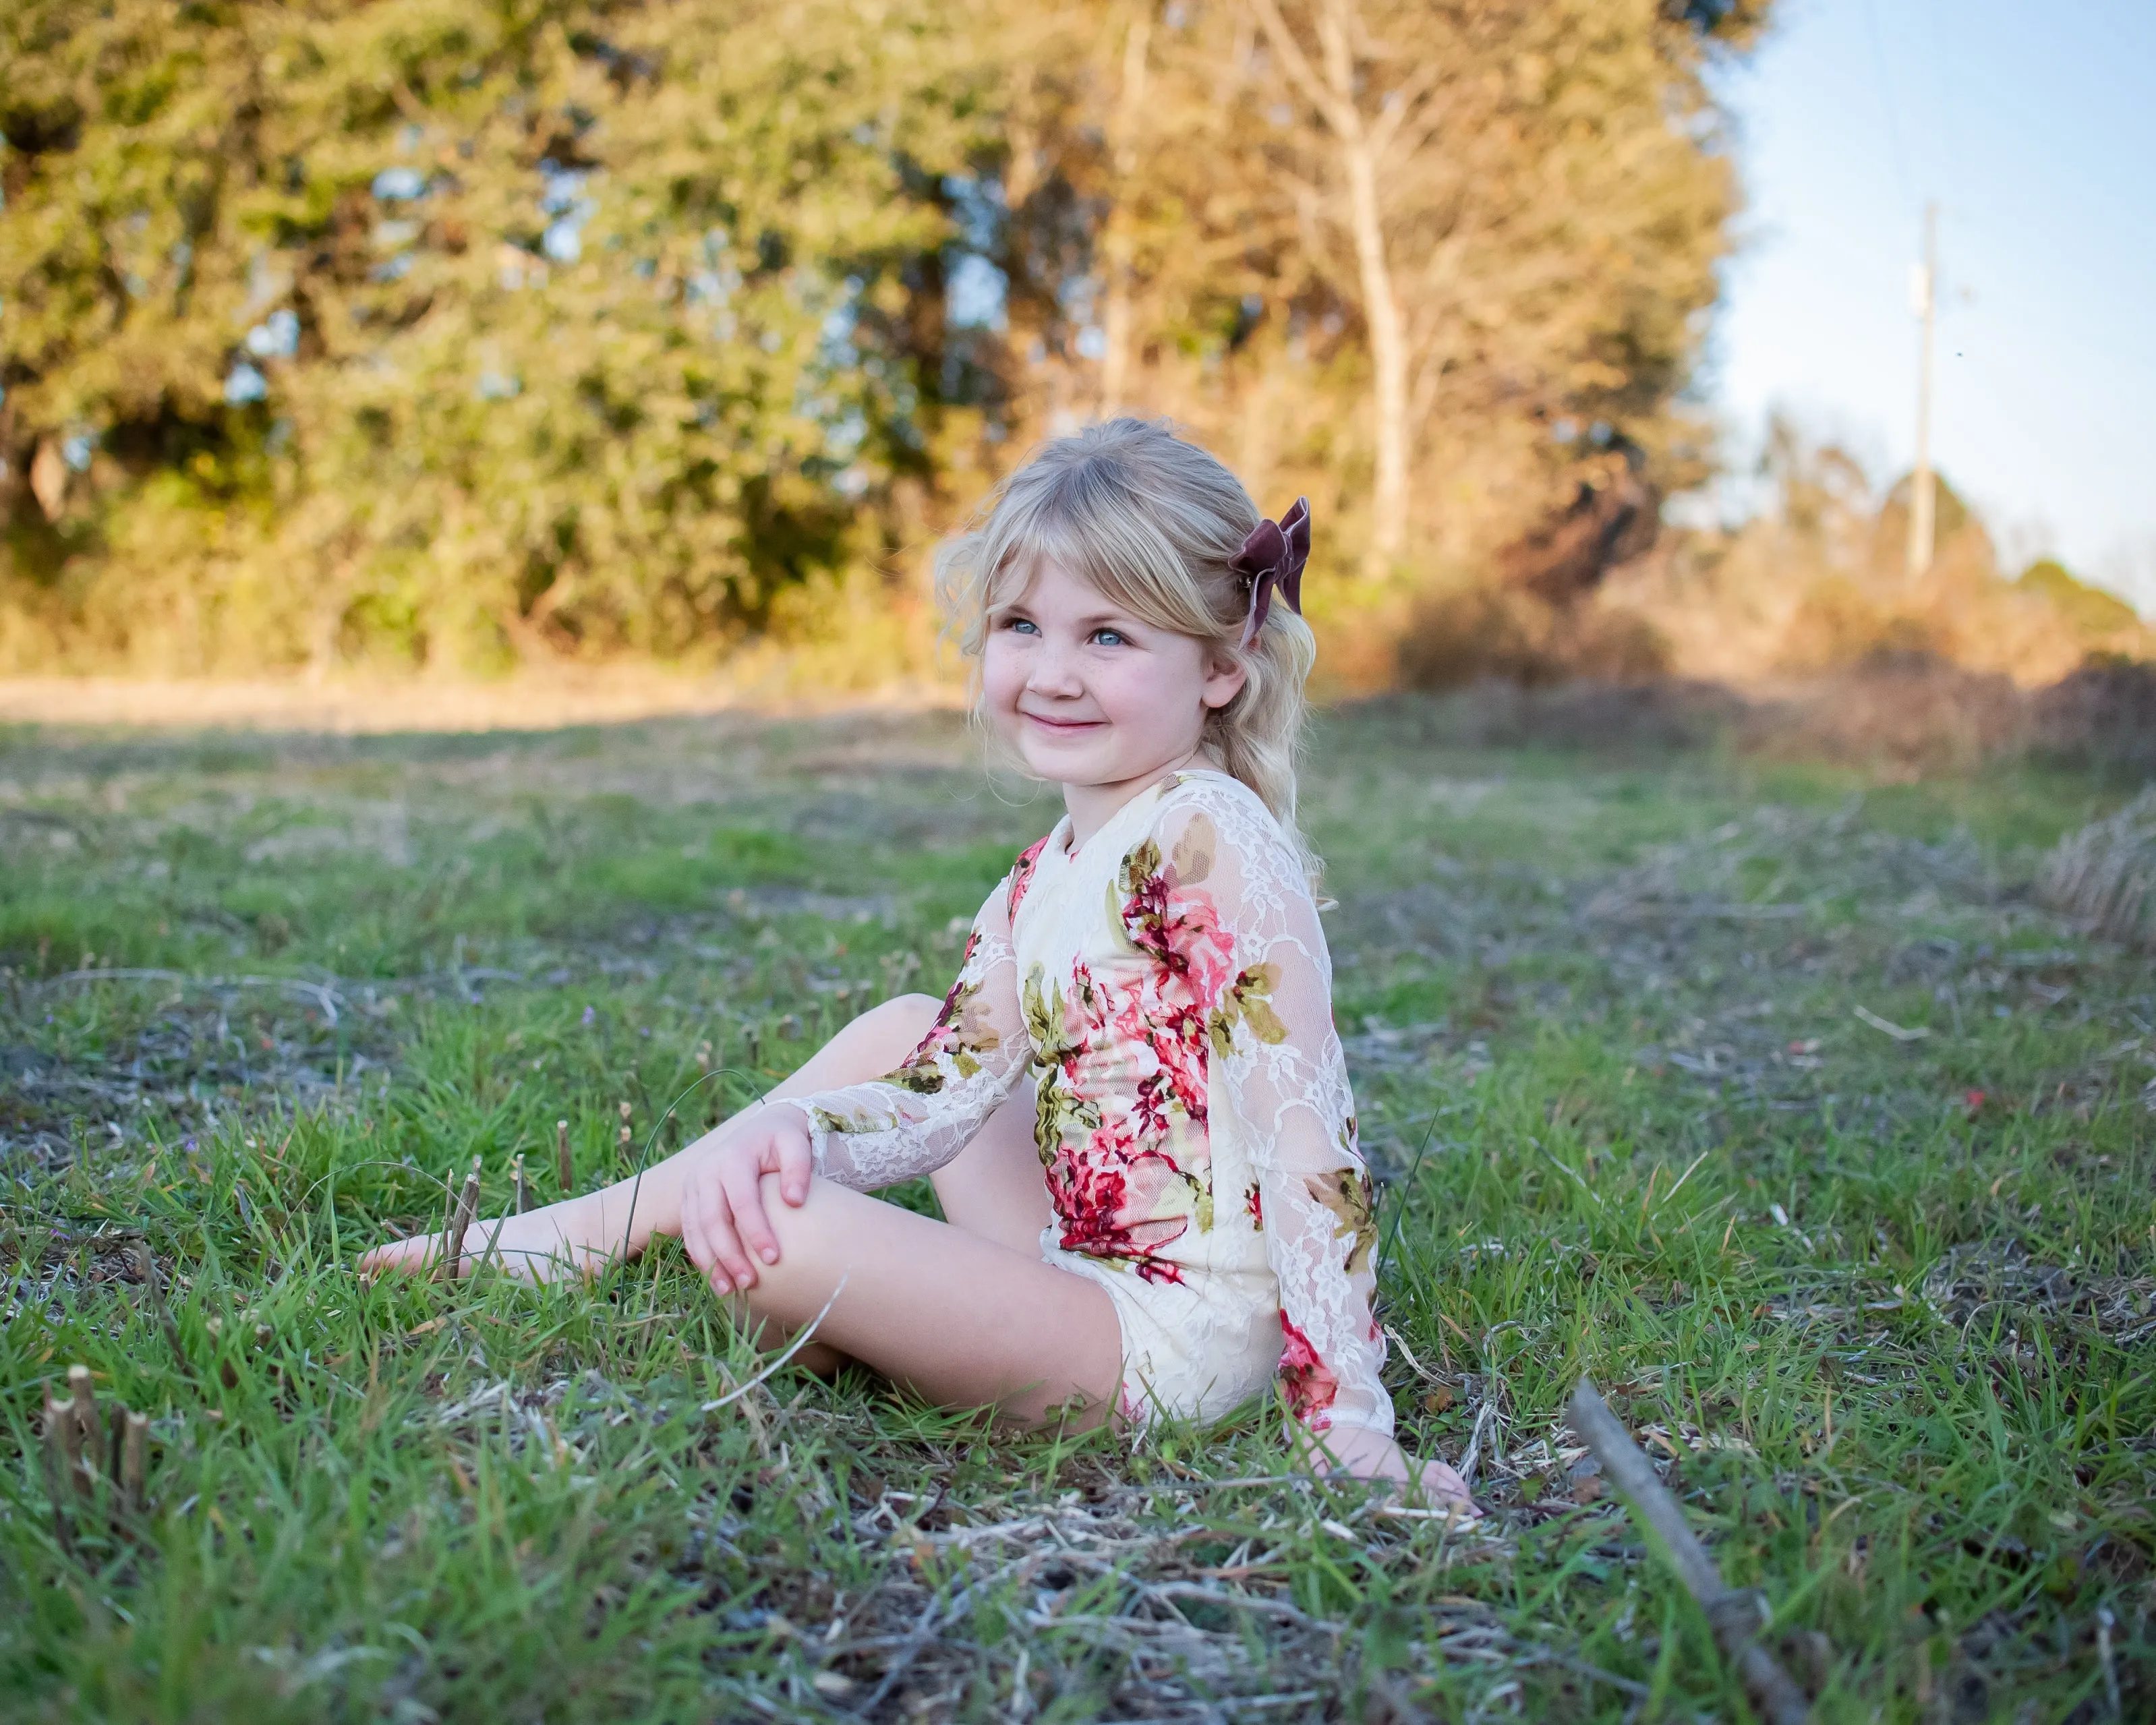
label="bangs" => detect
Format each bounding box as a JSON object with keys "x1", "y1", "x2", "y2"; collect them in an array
[{"x1": 976, "y1": 463, "x2": 1219, "y2": 637}]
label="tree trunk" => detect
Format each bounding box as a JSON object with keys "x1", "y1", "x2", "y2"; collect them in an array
[
  {"x1": 1099, "y1": 6, "x2": 1152, "y2": 417},
  {"x1": 1342, "y1": 134, "x2": 1407, "y2": 575},
  {"x1": 1246, "y1": 0, "x2": 1409, "y2": 576},
  {"x1": 30, "y1": 438, "x2": 69, "y2": 522}
]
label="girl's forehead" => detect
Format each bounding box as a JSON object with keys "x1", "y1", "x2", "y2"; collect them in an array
[{"x1": 992, "y1": 556, "x2": 1121, "y2": 616}]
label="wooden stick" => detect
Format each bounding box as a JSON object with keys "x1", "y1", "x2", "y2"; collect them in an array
[
  {"x1": 119, "y1": 1409, "x2": 148, "y2": 1519},
  {"x1": 438, "y1": 1157, "x2": 482, "y2": 1283},
  {"x1": 513, "y1": 1152, "x2": 532, "y2": 1215},
  {"x1": 205, "y1": 1314, "x2": 239, "y2": 1389},
  {"x1": 1567, "y1": 1380, "x2": 1812, "y2": 1725},
  {"x1": 556, "y1": 1119, "x2": 573, "y2": 1195},
  {"x1": 43, "y1": 1394, "x2": 76, "y2": 1555},
  {"x1": 440, "y1": 1169, "x2": 460, "y2": 1264},
  {"x1": 454, "y1": 1155, "x2": 484, "y2": 1273},
  {"x1": 65, "y1": 1366, "x2": 100, "y2": 1502}
]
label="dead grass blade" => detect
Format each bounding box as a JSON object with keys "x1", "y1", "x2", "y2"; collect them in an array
[{"x1": 2039, "y1": 786, "x2": 2156, "y2": 949}]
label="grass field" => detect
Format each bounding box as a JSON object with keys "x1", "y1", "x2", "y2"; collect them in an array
[{"x1": 1, "y1": 697, "x2": 2151, "y2": 1723}]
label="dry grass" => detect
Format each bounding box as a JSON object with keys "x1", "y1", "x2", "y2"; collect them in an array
[
  {"x1": 0, "y1": 667, "x2": 964, "y2": 736},
  {"x1": 2040, "y1": 787, "x2": 2156, "y2": 949},
  {"x1": 1, "y1": 697, "x2": 2151, "y2": 1722},
  {"x1": 1595, "y1": 498, "x2": 2153, "y2": 693},
  {"x1": 1380, "y1": 655, "x2": 2156, "y2": 780}
]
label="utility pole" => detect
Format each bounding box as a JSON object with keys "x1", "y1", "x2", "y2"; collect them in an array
[{"x1": 1905, "y1": 200, "x2": 1939, "y2": 581}]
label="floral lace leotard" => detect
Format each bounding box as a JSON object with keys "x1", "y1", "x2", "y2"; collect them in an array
[{"x1": 793, "y1": 769, "x2": 1389, "y2": 1446}]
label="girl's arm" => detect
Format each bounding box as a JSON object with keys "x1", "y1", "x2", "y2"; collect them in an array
[
  {"x1": 788, "y1": 868, "x2": 1030, "y2": 1191},
  {"x1": 677, "y1": 856, "x2": 1039, "y2": 1293},
  {"x1": 1151, "y1": 790, "x2": 1394, "y2": 1445}
]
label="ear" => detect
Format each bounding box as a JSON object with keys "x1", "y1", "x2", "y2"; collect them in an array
[{"x1": 1198, "y1": 645, "x2": 1248, "y2": 713}]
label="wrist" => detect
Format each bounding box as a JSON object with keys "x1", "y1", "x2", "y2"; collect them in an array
[
  {"x1": 750, "y1": 1100, "x2": 819, "y2": 1183},
  {"x1": 1306, "y1": 1424, "x2": 1404, "y2": 1480}
]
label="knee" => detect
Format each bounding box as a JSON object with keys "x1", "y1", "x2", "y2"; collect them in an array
[
  {"x1": 851, "y1": 991, "x2": 941, "y2": 1062},
  {"x1": 753, "y1": 1167, "x2": 827, "y2": 1245},
  {"x1": 742, "y1": 1170, "x2": 846, "y2": 1319},
  {"x1": 869, "y1": 991, "x2": 942, "y2": 1032}
]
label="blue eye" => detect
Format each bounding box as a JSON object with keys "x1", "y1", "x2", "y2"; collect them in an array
[
  {"x1": 1006, "y1": 617, "x2": 1040, "y2": 635},
  {"x1": 1091, "y1": 628, "x2": 1128, "y2": 647}
]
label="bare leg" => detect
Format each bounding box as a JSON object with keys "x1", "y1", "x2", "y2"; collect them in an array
[
  {"x1": 929, "y1": 1071, "x2": 1054, "y2": 1252},
  {"x1": 724, "y1": 1170, "x2": 1121, "y2": 1426},
  {"x1": 359, "y1": 994, "x2": 1049, "y2": 1277}
]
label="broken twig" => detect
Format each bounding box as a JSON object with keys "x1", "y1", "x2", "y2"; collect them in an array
[
  {"x1": 137, "y1": 1241, "x2": 190, "y2": 1373},
  {"x1": 440, "y1": 1169, "x2": 461, "y2": 1261},
  {"x1": 119, "y1": 1409, "x2": 148, "y2": 1520},
  {"x1": 1567, "y1": 1379, "x2": 1811, "y2": 1725},
  {"x1": 65, "y1": 1366, "x2": 100, "y2": 1502},
  {"x1": 1853, "y1": 1004, "x2": 1929, "y2": 1042},
  {"x1": 438, "y1": 1157, "x2": 482, "y2": 1283},
  {"x1": 42, "y1": 1393, "x2": 76, "y2": 1555}
]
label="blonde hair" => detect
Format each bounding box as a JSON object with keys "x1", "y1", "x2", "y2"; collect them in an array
[{"x1": 935, "y1": 418, "x2": 1319, "y2": 870}]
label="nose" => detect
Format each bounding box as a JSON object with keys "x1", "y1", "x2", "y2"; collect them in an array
[{"x1": 1025, "y1": 639, "x2": 1085, "y2": 697}]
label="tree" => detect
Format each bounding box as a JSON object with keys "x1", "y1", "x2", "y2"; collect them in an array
[
  {"x1": 1229, "y1": 0, "x2": 1749, "y2": 575},
  {"x1": 0, "y1": 0, "x2": 989, "y2": 670},
  {"x1": 1, "y1": 0, "x2": 1770, "y2": 669}
]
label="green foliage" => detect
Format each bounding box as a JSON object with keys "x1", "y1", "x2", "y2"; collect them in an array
[
  {"x1": 2020, "y1": 558, "x2": 2143, "y2": 638},
  {"x1": 999, "y1": 0, "x2": 1752, "y2": 574},
  {"x1": 0, "y1": 0, "x2": 990, "y2": 670},
  {"x1": 2, "y1": 1, "x2": 1772, "y2": 674},
  {"x1": 1, "y1": 703, "x2": 2150, "y2": 1719},
  {"x1": 1588, "y1": 418, "x2": 2155, "y2": 688}
]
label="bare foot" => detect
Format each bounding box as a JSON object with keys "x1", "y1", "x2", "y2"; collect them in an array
[{"x1": 357, "y1": 1194, "x2": 629, "y2": 1283}]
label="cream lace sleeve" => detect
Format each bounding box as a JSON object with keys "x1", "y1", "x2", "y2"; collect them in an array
[
  {"x1": 1157, "y1": 780, "x2": 1393, "y2": 1443},
  {"x1": 790, "y1": 868, "x2": 1031, "y2": 1191}
]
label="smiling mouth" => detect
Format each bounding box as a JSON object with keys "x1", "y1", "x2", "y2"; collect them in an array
[{"x1": 1021, "y1": 712, "x2": 1103, "y2": 732}]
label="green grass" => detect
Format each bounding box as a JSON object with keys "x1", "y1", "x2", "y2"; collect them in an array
[{"x1": 1, "y1": 701, "x2": 2150, "y2": 1722}]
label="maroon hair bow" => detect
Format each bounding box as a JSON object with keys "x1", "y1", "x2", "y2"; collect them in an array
[{"x1": 1231, "y1": 498, "x2": 1310, "y2": 649}]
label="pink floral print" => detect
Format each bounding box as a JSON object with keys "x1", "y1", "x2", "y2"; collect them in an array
[
  {"x1": 794, "y1": 771, "x2": 1392, "y2": 1446},
  {"x1": 1007, "y1": 833, "x2": 1051, "y2": 919},
  {"x1": 1277, "y1": 1313, "x2": 1340, "y2": 1426},
  {"x1": 1022, "y1": 830, "x2": 1293, "y2": 1286}
]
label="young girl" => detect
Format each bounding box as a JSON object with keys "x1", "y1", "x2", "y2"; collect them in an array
[{"x1": 363, "y1": 419, "x2": 1471, "y2": 1506}]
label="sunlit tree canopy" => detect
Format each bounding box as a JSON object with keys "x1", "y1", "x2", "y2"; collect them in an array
[{"x1": 1, "y1": 0, "x2": 1763, "y2": 672}]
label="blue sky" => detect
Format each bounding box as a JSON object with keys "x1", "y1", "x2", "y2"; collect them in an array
[{"x1": 1701, "y1": 0, "x2": 2154, "y2": 611}]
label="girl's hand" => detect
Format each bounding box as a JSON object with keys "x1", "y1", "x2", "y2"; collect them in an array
[
  {"x1": 1309, "y1": 1425, "x2": 1479, "y2": 1515},
  {"x1": 1403, "y1": 1455, "x2": 1477, "y2": 1513},
  {"x1": 677, "y1": 1103, "x2": 815, "y2": 1292}
]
